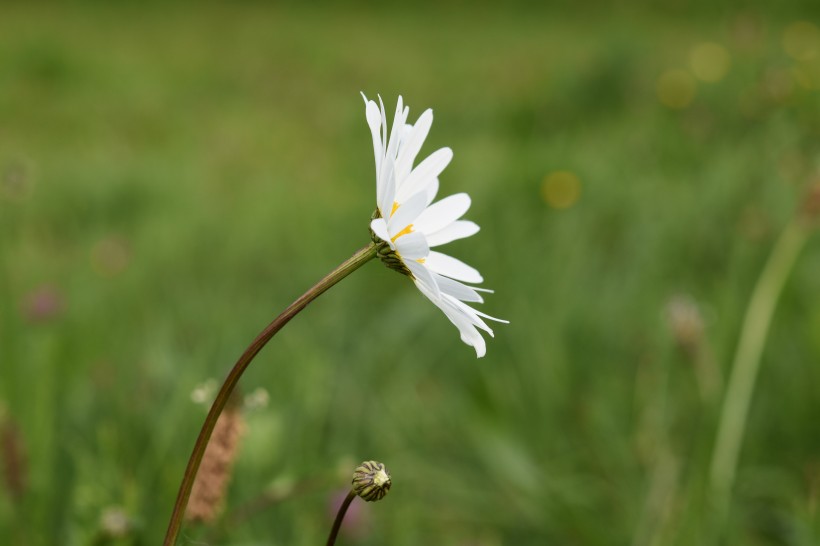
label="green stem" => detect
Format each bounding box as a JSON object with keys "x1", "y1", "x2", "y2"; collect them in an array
[
  {"x1": 709, "y1": 220, "x2": 808, "y2": 521},
  {"x1": 163, "y1": 243, "x2": 380, "y2": 546},
  {"x1": 326, "y1": 490, "x2": 357, "y2": 546}
]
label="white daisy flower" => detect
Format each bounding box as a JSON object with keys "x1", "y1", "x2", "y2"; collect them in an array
[{"x1": 362, "y1": 93, "x2": 507, "y2": 358}]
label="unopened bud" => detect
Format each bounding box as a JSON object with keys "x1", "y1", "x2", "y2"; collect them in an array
[{"x1": 352, "y1": 460, "x2": 391, "y2": 502}]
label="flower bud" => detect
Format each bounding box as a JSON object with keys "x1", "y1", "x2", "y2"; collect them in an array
[{"x1": 352, "y1": 460, "x2": 391, "y2": 502}]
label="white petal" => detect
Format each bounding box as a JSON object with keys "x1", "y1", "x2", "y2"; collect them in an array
[
  {"x1": 425, "y1": 178, "x2": 439, "y2": 206},
  {"x1": 378, "y1": 155, "x2": 396, "y2": 219},
  {"x1": 426, "y1": 220, "x2": 480, "y2": 247},
  {"x1": 473, "y1": 308, "x2": 509, "y2": 324},
  {"x1": 399, "y1": 176, "x2": 438, "y2": 208},
  {"x1": 451, "y1": 320, "x2": 486, "y2": 357},
  {"x1": 455, "y1": 320, "x2": 487, "y2": 358},
  {"x1": 444, "y1": 295, "x2": 494, "y2": 335},
  {"x1": 388, "y1": 191, "x2": 428, "y2": 232},
  {"x1": 407, "y1": 260, "x2": 440, "y2": 300},
  {"x1": 465, "y1": 330, "x2": 487, "y2": 357},
  {"x1": 395, "y1": 231, "x2": 429, "y2": 260},
  {"x1": 397, "y1": 148, "x2": 453, "y2": 202},
  {"x1": 378, "y1": 95, "x2": 387, "y2": 151},
  {"x1": 442, "y1": 292, "x2": 505, "y2": 330},
  {"x1": 436, "y1": 297, "x2": 488, "y2": 358},
  {"x1": 382, "y1": 96, "x2": 406, "y2": 168},
  {"x1": 398, "y1": 122, "x2": 415, "y2": 155},
  {"x1": 424, "y1": 251, "x2": 483, "y2": 283},
  {"x1": 361, "y1": 94, "x2": 383, "y2": 152},
  {"x1": 362, "y1": 94, "x2": 384, "y2": 200},
  {"x1": 414, "y1": 193, "x2": 472, "y2": 235},
  {"x1": 434, "y1": 273, "x2": 483, "y2": 303},
  {"x1": 370, "y1": 218, "x2": 394, "y2": 249},
  {"x1": 395, "y1": 108, "x2": 433, "y2": 181}
]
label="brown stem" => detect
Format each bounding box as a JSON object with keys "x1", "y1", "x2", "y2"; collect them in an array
[
  {"x1": 163, "y1": 243, "x2": 379, "y2": 546},
  {"x1": 326, "y1": 490, "x2": 357, "y2": 546}
]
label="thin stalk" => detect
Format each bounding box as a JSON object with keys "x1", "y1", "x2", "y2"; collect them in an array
[
  {"x1": 163, "y1": 243, "x2": 380, "y2": 546},
  {"x1": 709, "y1": 220, "x2": 808, "y2": 521},
  {"x1": 326, "y1": 490, "x2": 357, "y2": 546}
]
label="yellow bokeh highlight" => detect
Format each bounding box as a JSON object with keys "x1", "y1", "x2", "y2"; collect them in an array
[
  {"x1": 541, "y1": 171, "x2": 581, "y2": 209},
  {"x1": 657, "y1": 69, "x2": 697, "y2": 109},
  {"x1": 689, "y1": 42, "x2": 731, "y2": 82},
  {"x1": 783, "y1": 21, "x2": 820, "y2": 61},
  {"x1": 792, "y1": 62, "x2": 820, "y2": 90}
]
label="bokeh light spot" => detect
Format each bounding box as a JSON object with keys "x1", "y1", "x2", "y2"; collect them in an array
[
  {"x1": 244, "y1": 387, "x2": 270, "y2": 410},
  {"x1": 689, "y1": 42, "x2": 731, "y2": 82},
  {"x1": 783, "y1": 21, "x2": 820, "y2": 61},
  {"x1": 541, "y1": 171, "x2": 581, "y2": 209},
  {"x1": 792, "y1": 63, "x2": 820, "y2": 90},
  {"x1": 657, "y1": 69, "x2": 697, "y2": 109},
  {"x1": 91, "y1": 236, "x2": 131, "y2": 278},
  {"x1": 190, "y1": 379, "x2": 218, "y2": 405},
  {"x1": 665, "y1": 294, "x2": 704, "y2": 352}
]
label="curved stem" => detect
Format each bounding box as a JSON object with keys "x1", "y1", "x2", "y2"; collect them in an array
[
  {"x1": 709, "y1": 220, "x2": 808, "y2": 522},
  {"x1": 326, "y1": 491, "x2": 357, "y2": 546},
  {"x1": 163, "y1": 243, "x2": 380, "y2": 546}
]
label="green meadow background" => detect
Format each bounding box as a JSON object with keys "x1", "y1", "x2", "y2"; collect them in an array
[{"x1": 1, "y1": 2, "x2": 819, "y2": 545}]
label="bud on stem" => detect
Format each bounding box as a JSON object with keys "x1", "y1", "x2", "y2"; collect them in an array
[{"x1": 326, "y1": 460, "x2": 392, "y2": 546}]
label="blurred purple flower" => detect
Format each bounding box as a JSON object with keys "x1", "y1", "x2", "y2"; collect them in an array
[
  {"x1": 328, "y1": 488, "x2": 370, "y2": 540},
  {"x1": 21, "y1": 285, "x2": 64, "y2": 323}
]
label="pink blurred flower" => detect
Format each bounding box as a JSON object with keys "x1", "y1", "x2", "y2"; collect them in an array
[
  {"x1": 20, "y1": 285, "x2": 64, "y2": 323},
  {"x1": 328, "y1": 488, "x2": 371, "y2": 540}
]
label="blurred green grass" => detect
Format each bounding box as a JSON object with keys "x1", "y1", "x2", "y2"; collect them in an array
[{"x1": 1, "y1": 3, "x2": 820, "y2": 545}]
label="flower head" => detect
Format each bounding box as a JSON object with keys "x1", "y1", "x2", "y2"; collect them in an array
[
  {"x1": 362, "y1": 93, "x2": 507, "y2": 358},
  {"x1": 352, "y1": 460, "x2": 391, "y2": 502}
]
